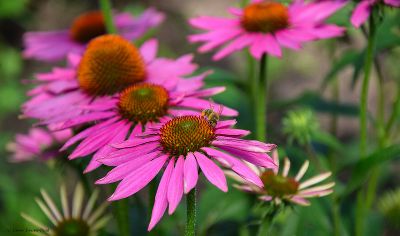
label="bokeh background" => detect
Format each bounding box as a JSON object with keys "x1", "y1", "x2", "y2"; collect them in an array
[{"x1": 1, "y1": 0, "x2": 399, "y2": 235}]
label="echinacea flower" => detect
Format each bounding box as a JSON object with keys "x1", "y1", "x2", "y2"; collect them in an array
[
  {"x1": 96, "y1": 115, "x2": 277, "y2": 230},
  {"x1": 23, "y1": 8, "x2": 164, "y2": 61},
  {"x1": 21, "y1": 183, "x2": 110, "y2": 236},
  {"x1": 23, "y1": 34, "x2": 237, "y2": 173},
  {"x1": 351, "y1": 0, "x2": 399, "y2": 27},
  {"x1": 226, "y1": 152, "x2": 334, "y2": 206},
  {"x1": 7, "y1": 127, "x2": 72, "y2": 162},
  {"x1": 189, "y1": 0, "x2": 346, "y2": 60}
]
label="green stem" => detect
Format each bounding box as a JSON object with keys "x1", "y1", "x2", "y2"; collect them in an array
[
  {"x1": 332, "y1": 197, "x2": 341, "y2": 236},
  {"x1": 113, "y1": 198, "x2": 131, "y2": 236},
  {"x1": 359, "y1": 16, "x2": 376, "y2": 158},
  {"x1": 356, "y1": 15, "x2": 377, "y2": 236},
  {"x1": 185, "y1": 188, "x2": 196, "y2": 236},
  {"x1": 257, "y1": 204, "x2": 280, "y2": 236},
  {"x1": 100, "y1": 0, "x2": 117, "y2": 34},
  {"x1": 255, "y1": 54, "x2": 268, "y2": 142},
  {"x1": 385, "y1": 84, "x2": 400, "y2": 137}
]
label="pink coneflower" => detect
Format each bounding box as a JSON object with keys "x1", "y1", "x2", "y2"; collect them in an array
[
  {"x1": 7, "y1": 127, "x2": 72, "y2": 162},
  {"x1": 21, "y1": 183, "x2": 110, "y2": 236},
  {"x1": 23, "y1": 8, "x2": 164, "y2": 61},
  {"x1": 350, "y1": 0, "x2": 399, "y2": 27},
  {"x1": 95, "y1": 115, "x2": 277, "y2": 230},
  {"x1": 23, "y1": 34, "x2": 237, "y2": 173},
  {"x1": 188, "y1": 0, "x2": 346, "y2": 60},
  {"x1": 226, "y1": 152, "x2": 334, "y2": 206}
]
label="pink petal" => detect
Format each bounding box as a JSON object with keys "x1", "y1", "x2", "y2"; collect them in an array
[
  {"x1": 215, "y1": 128, "x2": 250, "y2": 138},
  {"x1": 194, "y1": 152, "x2": 227, "y2": 192},
  {"x1": 351, "y1": 0, "x2": 374, "y2": 28},
  {"x1": 183, "y1": 153, "x2": 199, "y2": 194},
  {"x1": 148, "y1": 158, "x2": 175, "y2": 231},
  {"x1": 99, "y1": 145, "x2": 161, "y2": 166},
  {"x1": 167, "y1": 156, "x2": 184, "y2": 214},
  {"x1": 96, "y1": 152, "x2": 159, "y2": 184},
  {"x1": 140, "y1": 39, "x2": 158, "y2": 63},
  {"x1": 109, "y1": 155, "x2": 169, "y2": 201},
  {"x1": 202, "y1": 147, "x2": 263, "y2": 187}
]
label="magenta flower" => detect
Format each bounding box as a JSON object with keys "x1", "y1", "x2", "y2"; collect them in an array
[
  {"x1": 188, "y1": 0, "x2": 346, "y2": 60},
  {"x1": 23, "y1": 34, "x2": 237, "y2": 173},
  {"x1": 23, "y1": 8, "x2": 164, "y2": 62},
  {"x1": 7, "y1": 127, "x2": 72, "y2": 162},
  {"x1": 96, "y1": 115, "x2": 277, "y2": 230},
  {"x1": 351, "y1": 0, "x2": 399, "y2": 27},
  {"x1": 226, "y1": 151, "x2": 334, "y2": 206}
]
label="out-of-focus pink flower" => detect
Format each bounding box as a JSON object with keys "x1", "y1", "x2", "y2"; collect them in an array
[
  {"x1": 96, "y1": 115, "x2": 277, "y2": 230},
  {"x1": 23, "y1": 8, "x2": 164, "y2": 62},
  {"x1": 188, "y1": 0, "x2": 346, "y2": 60},
  {"x1": 7, "y1": 128, "x2": 72, "y2": 162},
  {"x1": 226, "y1": 151, "x2": 334, "y2": 206},
  {"x1": 350, "y1": 0, "x2": 400, "y2": 27}
]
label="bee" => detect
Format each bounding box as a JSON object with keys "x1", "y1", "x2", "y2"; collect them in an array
[{"x1": 202, "y1": 101, "x2": 223, "y2": 127}]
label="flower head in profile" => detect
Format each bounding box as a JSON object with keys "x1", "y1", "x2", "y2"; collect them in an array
[
  {"x1": 21, "y1": 183, "x2": 110, "y2": 236},
  {"x1": 189, "y1": 0, "x2": 346, "y2": 60},
  {"x1": 226, "y1": 151, "x2": 334, "y2": 206},
  {"x1": 351, "y1": 0, "x2": 399, "y2": 27},
  {"x1": 7, "y1": 127, "x2": 72, "y2": 162},
  {"x1": 96, "y1": 114, "x2": 277, "y2": 230},
  {"x1": 23, "y1": 8, "x2": 164, "y2": 61},
  {"x1": 379, "y1": 188, "x2": 400, "y2": 229}
]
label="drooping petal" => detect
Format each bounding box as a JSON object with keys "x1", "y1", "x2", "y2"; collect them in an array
[
  {"x1": 109, "y1": 155, "x2": 168, "y2": 201},
  {"x1": 195, "y1": 152, "x2": 228, "y2": 192},
  {"x1": 148, "y1": 158, "x2": 175, "y2": 231},
  {"x1": 183, "y1": 153, "x2": 199, "y2": 194},
  {"x1": 167, "y1": 156, "x2": 184, "y2": 214}
]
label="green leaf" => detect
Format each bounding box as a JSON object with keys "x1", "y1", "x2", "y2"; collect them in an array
[
  {"x1": 341, "y1": 145, "x2": 400, "y2": 197},
  {"x1": 312, "y1": 131, "x2": 342, "y2": 151},
  {"x1": 322, "y1": 51, "x2": 362, "y2": 89},
  {"x1": 270, "y1": 91, "x2": 359, "y2": 117}
]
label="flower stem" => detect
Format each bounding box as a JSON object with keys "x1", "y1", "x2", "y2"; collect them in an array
[
  {"x1": 185, "y1": 188, "x2": 196, "y2": 236},
  {"x1": 355, "y1": 15, "x2": 377, "y2": 236},
  {"x1": 113, "y1": 198, "x2": 131, "y2": 236},
  {"x1": 255, "y1": 54, "x2": 268, "y2": 142},
  {"x1": 257, "y1": 203, "x2": 280, "y2": 236},
  {"x1": 359, "y1": 16, "x2": 376, "y2": 158},
  {"x1": 100, "y1": 0, "x2": 117, "y2": 34}
]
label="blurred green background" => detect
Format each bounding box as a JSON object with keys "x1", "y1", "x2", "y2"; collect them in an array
[{"x1": 1, "y1": 0, "x2": 400, "y2": 235}]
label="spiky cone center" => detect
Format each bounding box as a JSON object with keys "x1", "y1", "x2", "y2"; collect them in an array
[
  {"x1": 54, "y1": 218, "x2": 90, "y2": 236},
  {"x1": 78, "y1": 35, "x2": 146, "y2": 96},
  {"x1": 118, "y1": 83, "x2": 169, "y2": 124},
  {"x1": 160, "y1": 116, "x2": 216, "y2": 156},
  {"x1": 241, "y1": 2, "x2": 289, "y2": 33},
  {"x1": 69, "y1": 11, "x2": 106, "y2": 43},
  {"x1": 261, "y1": 170, "x2": 299, "y2": 197}
]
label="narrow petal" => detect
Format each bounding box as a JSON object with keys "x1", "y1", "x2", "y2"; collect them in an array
[
  {"x1": 148, "y1": 158, "x2": 175, "y2": 231},
  {"x1": 195, "y1": 152, "x2": 228, "y2": 192},
  {"x1": 167, "y1": 156, "x2": 185, "y2": 214},
  {"x1": 202, "y1": 147, "x2": 263, "y2": 187},
  {"x1": 350, "y1": 1, "x2": 374, "y2": 28},
  {"x1": 295, "y1": 161, "x2": 309, "y2": 181},
  {"x1": 183, "y1": 153, "x2": 199, "y2": 194},
  {"x1": 109, "y1": 155, "x2": 168, "y2": 201},
  {"x1": 299, "y1": 172, "x2": 331, "y2": 190}
]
